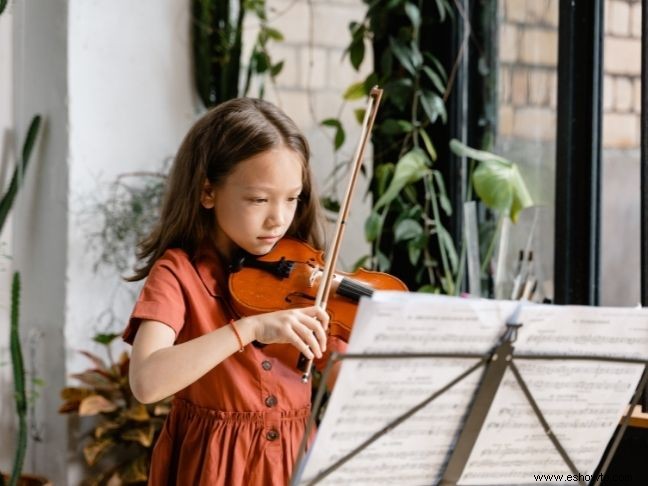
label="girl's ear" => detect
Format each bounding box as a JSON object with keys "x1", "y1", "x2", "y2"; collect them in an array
[{"x1": 200, "y1": 181, "x2": 216, "y2": 209}]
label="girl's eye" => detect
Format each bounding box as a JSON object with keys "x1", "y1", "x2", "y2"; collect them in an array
[
  {"x1": 288, "y1": 196, "x2": 301, "y2": 203},
  {"x1": 248, "y1": 198, "x2": 267, "y2": 204}
]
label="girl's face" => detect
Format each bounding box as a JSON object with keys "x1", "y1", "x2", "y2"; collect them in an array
[{"x1": 201, "y1": 146, "x2": 304, "y2": 259}]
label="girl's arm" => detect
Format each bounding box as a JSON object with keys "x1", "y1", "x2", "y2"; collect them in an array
[{"x1": 129, "y1": 306, "x2": 329, "y2": 404}]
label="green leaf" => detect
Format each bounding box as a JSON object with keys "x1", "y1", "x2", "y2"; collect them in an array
[
  {"x1": 374, "y1": 149, "x2": 430, "y2": 210},
  {"x1": 343, "y1": 82, "x2": 366, "y2": 100},
  {"x1": 375, "y1": 250, "x2": 391, "y2": 272},
  {"x1": 472, "y1": 161, "x2": 514, "y2": 214},
  {"x1": 409, "y1": 42, "x2": 423, "y2": 70},
  {"x1": 0, "y1": 115, "x2": 41, "y2": 234},
  {"x1": 389, "y1": 37, "x2": 416, "y2": 75},
  {"x1": 509, "y1": 164, "x2": 534, "y2": 222},
  {"x1": 93, "y1": 333, "x2": 120, "y2": 345},
  {"x1": 475, "y1": 162, "x2": 537, "y2": 222},
  {"x1": 418, "y1": 129, "x2": 437, "y2": 161},
  {"x1": 404, "y1": 3, "x2": 421, "y2": 29},
  {"x1": 423, "y1": 66, "x2": 446, "y2": 95},
  {"x1": 349, "y1": 39, "x2": 365, "y2": 71},
  {"x1": 449, "y1": 138, "x2": 512, "y2": 165},
  {"x1": 270, "y1": 61, "x2": 284, "y2": 77},
  {"x1": 334, "y1": 127, "x2": 345, "y2": 150},
  {"x1": 451, "y1": 139, "x2": 534, "y2": 221},
  {"x1": 365, "y1": 211, "x2": 382, "y2": 242},
  {"x1": 354, "y1": 109, "x2": 366, "y2": 124},
  {"x1": 321, "y1": 118, "x2": 345, "y2": 150},
  {"x1": 363, "y1": 72, "x2": 380, "y2": 94},
  {"x1": 417, "y1": 284, "x2": 438, "y2": 293},
  {"x1": 385, "y1": 78, "x2": 413, "y2": 111},
  {"x1": 437, "y1": 224, "x2": 458, "y2": 273},
  {"x1": 435, "y1": 0, "x2": 447, "y2": 21},
  {"x1": 374, "y1": 162, "x2": 395, "y2": 197},
  {"x1": 254, "y1": 50, "x2": 270, "y2": 73},
  {"x1": 264, "y1": 27, "x2": 284, "y2": 41},
  {"x1": 380, "y1": 119, "x2": 413, "y2": 135},
  {"x1": 424, "y1": 53, "x2": 448, "y2": 83},
  {"x1": 420, "y1": 91, "x2": 447, "y2": 124},
  {"x1": 320, "y1": 195, "x2": 340, "y2": 213},
  {"x1": 351, "y1": 254, "x2": 372, "y2": 271},
  {"x1": 394, "y1": 219, "x2": 423, "y2": 242},
  {"x1": 432, "y1": 170, "x2": 452, "y2": 215},
  {"x1": 407, "y1": 234, "x2": 427, "y2": 266}
]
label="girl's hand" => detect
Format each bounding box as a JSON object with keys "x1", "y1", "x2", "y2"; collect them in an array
[{"x1": 245, "y1": 306, "x2": 329, "y2": 359}]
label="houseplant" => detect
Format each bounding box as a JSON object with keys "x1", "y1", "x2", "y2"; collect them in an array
[
  {"x1": 323, "y1": 0, "x2": 533, "y2": 295},
  {"x1": 59, "y1": 333, "x2": 171, "y2": 485},
  {"x1": 1, "y1": 115, "x2": 48, "y2": 486}
]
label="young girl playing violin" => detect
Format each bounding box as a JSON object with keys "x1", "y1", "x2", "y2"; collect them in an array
[{"x1": 123, "y1": 98, "x2": 346, "y2": 485}]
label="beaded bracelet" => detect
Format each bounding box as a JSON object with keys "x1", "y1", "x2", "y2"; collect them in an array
[{"x1": 229, "y1": 319, "x2": 245, "y2": 353}]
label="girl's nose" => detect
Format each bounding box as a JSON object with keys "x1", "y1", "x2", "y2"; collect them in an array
[{"x1": 267, "y1": 204, "x2": 287, "y2": 226}]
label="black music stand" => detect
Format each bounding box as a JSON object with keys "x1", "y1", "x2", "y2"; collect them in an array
[{"x1": 290, "y1": 321, "x2": 648, "y2": 486}]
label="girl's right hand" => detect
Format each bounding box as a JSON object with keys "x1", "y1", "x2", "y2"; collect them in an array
[{"x1": 244, "y1": 306, "x2": 329, "y2": 359}]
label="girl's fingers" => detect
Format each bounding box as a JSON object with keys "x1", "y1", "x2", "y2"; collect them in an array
[
  {"x1": 292, "y1": 320, "x2": 323, "y2": 359},
  {"x1": 286, "y1": 328, "x2": 315, "y2": 359},
  {"x1": 302, "y1": 315, "x2": 327, "y2": 351},
  {"x1": 309, "y1": 306, "x2": 330, "y2": 330},
  {"x1": 289, "y1": 324, "x2": 320, "y2": 359}
]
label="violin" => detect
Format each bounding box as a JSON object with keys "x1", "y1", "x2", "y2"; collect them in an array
[
  {"x1": 230, "y1": 86, "x2": 398, "y2": 382},
  {"x1": 228, "y1": 237, "x2": 407, "y2": 344}
]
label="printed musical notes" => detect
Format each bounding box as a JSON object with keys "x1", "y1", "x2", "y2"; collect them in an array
[{"x1": 294, "y1": 293, "x2": 648, "y2": 486}]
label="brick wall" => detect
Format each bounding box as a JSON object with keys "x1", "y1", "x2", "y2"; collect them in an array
[
  {"x1": 499, "y1": 0, "x2": 641, "y2": 150},
  {"x1": 246, "y1": 0, "x2": 372, "y2": 267}
]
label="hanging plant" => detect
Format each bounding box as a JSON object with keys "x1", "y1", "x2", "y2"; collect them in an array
[{"x1": 192, "y1": 0, "x2": 284, "y2": 108}]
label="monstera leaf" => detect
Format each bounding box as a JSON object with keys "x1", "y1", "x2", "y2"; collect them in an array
[{"x1": 450, "y1": 139, "x2": 534, "y2": 222}]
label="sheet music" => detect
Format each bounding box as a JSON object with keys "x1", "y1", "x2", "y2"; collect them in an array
[
  {"x1": 515, "y1": 304, "x2": 648, "y2": 360},
  {"x1": 295, "y1": 293, "x2": 648, "y2": 486},
  {"x1": 298, "y1": 295, "x2": 512, "y2": 485},
  {"x1": 460, "y1": 361, "x2": 644, "y2": 485}
]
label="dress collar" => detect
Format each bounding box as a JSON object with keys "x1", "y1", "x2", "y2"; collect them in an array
[{"x1": 193, "y1": 245, "x2": 228, "y2": 298}]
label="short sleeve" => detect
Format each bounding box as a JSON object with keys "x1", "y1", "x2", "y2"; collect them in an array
[{"x1": 122, "y1": 259, "x2": 187, "y2": 344}]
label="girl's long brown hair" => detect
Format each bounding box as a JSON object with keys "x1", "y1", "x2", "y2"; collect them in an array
[{"x1": 128, "y1": 98, "x2": 324, "y2": 281}]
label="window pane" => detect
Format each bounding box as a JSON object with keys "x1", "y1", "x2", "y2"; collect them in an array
[{"x1": 494, "y1": 0, "x2": 558, "y2": 302}]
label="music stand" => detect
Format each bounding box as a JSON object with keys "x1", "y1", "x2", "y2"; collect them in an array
[{"x1": 291, "y1": 319, "x2": 648, "y2": 486}]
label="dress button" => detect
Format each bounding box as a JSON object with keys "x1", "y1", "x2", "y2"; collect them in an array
[
  {"x1": 261, "y1": 360, "x2": 272, "y2": 371},
  {"x1": 266, "y1": 429, "x2": 280, "y2": 441},
  {"x1": 265, "y1": 395, "x2": 278, "y2": 407}
]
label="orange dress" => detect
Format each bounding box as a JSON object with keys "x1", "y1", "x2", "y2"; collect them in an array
[{"x1": 123, "y1": 248, "x2": 344, "y2": 486}]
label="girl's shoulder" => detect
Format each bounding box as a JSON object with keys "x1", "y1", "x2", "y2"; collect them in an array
[
  {"x1": 151, "y1": 246, "x2": 228, "y2": 297},
  {"x1": 152, "y1": 247, "x2": 193, "y2": 272}
]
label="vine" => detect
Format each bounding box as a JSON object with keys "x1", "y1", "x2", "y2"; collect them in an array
[{"x1": 322, "y1": 0, "x2": 533, "y2": 295}]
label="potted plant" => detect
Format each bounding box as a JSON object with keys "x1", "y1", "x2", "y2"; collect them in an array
[
  {"x1": 0, "y1": 114, "x2": 49, "y2": 486},
  {"x1": 59, "y1": 333, "x2": 170, "y2": 485}
]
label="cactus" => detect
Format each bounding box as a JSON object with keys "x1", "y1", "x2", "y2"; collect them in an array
[
  {"x1": 0, "y1": 116, "x2": 41, "y2": 232},
  {"x1": 0, "y1": 114, "x2": 42, "y2": 486},
  {"x1": 7, "y1": 272, "x2": 25, "y2": 486}
]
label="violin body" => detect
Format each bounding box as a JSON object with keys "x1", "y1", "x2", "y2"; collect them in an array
[{"x1": 228, "y1": 237, "x2": 407, "y2": 342}]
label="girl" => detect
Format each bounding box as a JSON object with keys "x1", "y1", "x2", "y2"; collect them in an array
[{"x1": 123, "y1": 98, "x2": 345, "y2": 485}]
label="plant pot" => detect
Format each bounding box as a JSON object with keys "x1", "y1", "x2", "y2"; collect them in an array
[{"x1": 1, "y1": 473, "x2": 52, "y2": 486}]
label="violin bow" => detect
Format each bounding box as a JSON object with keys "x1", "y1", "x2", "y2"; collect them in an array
[{"x1": 299, "y1": 86, "x2": 384, "y2": 383}]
